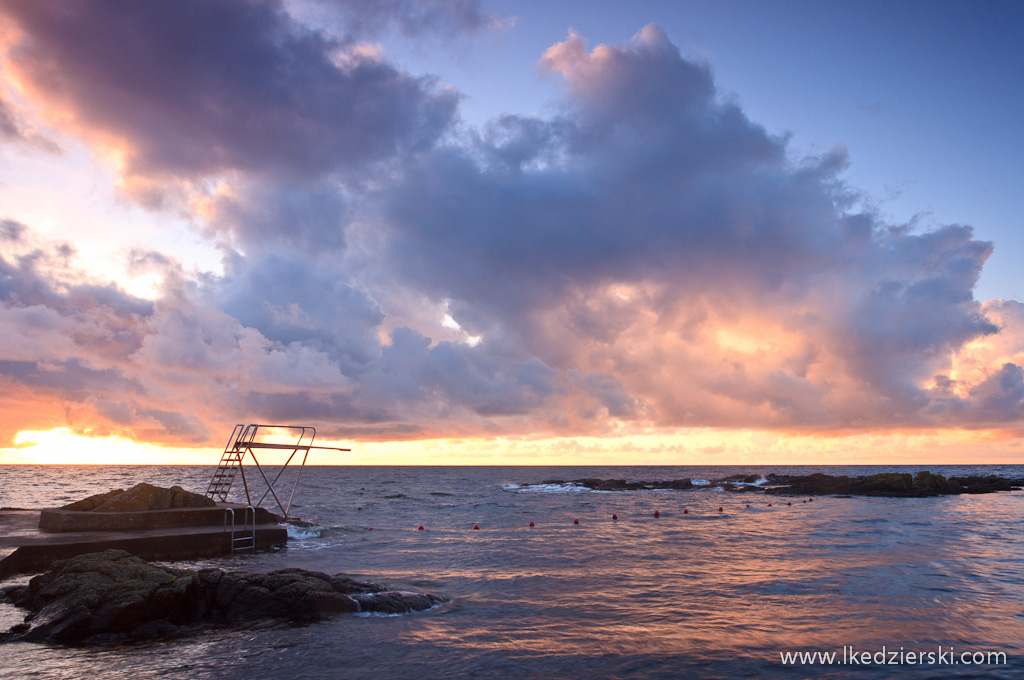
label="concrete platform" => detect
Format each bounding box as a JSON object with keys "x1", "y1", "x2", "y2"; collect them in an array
[
  {"x1": 39, "y1": 503, "x2": 280, "y2": 532},
  {"x1": 0, "y1": 506, "x2": 288, "y2": 580}
]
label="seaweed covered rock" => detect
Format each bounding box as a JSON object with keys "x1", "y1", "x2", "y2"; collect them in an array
[
  {"x1": 0, "y1": 550, "x2": 445, "y2": 645},
  {"x1": 61, "y1": 483, "x2": 216, "y2": 512}
]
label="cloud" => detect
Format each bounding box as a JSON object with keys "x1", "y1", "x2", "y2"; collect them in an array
[
  {"x1": 0, "y1": 94, "x2": 21, "y2": 139},
  {"x1": 195, "y1": 175, "x2": 352, "y2": 253},
  {"x1": 0, "y1": 92, "x2": 59, "y2": 151},
  {"x1": 0, "y1": 0, "x2": 459, "y2": 187},
  {"x1": 0, "y1": 225, "x2": 570, "y2": 446},
  {"x1": 372, "y1": 25, "x2": 1016, "y2": 430},
  {"x1": 291, "y1": 0, "x2": 504, "y2": 39},
  {"x1": 1, "y1": 16, "x2": 1023, "y2": 451},
  {"x1": 1, "y1": 218, "x2": 27, "y2": 241}
]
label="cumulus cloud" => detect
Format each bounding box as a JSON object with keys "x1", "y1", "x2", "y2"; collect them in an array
[
  {"x1": 0, "y1": 224, "x2": 568, "y2": 445},
  {"x1": 0, "y1": 0, "x2": 458, "y2": 189},
  {"x1": 372, "y1": 25, "x2": 1017, "y2": 430},
  {"x1": 1, "y1": 11, "x2": 1022, "y2": 451}
]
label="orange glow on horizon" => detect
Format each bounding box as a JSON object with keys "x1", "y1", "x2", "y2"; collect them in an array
[
  {"x1": 2, "y1": 427, "x2": 1023, "y2": 466},
  {"x1": 2, "y1": 428, "x2": 212, "y2": 465}
]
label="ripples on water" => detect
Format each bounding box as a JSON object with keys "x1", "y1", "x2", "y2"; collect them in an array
[{"x1": 2, "y1": 464, "x2": 1024, "y2": 679}]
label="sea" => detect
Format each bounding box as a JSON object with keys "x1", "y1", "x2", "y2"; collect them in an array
[{"x1": 1, "y1": 464, "x2": 1024, "y2": 679}]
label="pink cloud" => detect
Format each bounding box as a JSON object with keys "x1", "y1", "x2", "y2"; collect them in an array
[{"x1": 1, "y1": 10, "x2": 1023, "y2": 451}]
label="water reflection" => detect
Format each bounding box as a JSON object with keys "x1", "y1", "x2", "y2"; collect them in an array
[{"x1": 2, "y1": 465, "x2": 1023, "y2": 679}]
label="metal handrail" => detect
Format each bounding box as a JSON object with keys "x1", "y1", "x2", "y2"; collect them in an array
[
  {"x1": 206, "y1": 424, "x2": 351, "y2": 518},
  {"x1": 224, "y1": 506, "x2": 256, "y2": 553}
]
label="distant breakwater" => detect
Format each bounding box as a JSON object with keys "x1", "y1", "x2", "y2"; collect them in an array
[{"x1": 526, "y1": 471, "x2": 1024, "y2": 497}]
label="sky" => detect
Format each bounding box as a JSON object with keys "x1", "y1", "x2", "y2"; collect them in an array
[{"x1": 1, "y1": 0, "x2": 1023, "y2": 465}]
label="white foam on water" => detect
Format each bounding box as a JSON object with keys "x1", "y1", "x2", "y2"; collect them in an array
[
  {"x1": 285, "y1": 524, "x2": 325, "y2": 540},
  {"x1": 352, "y1": 597, "x2": 448, "y2": 618},
  {"x1": 504, "y1": 482, "x2": 587, "y2": 494}
]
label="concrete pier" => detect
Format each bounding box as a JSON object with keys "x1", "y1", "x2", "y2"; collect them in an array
[{"x1": 0, "y1": 505, "x2": 288, "y2": 579}]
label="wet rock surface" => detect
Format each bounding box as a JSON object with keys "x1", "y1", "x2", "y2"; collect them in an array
[
  {"x1": 0, "y1": 550, "x2": 445, "y2": 645},
  {"x1": 61, "y1": 483, "x2": 216, "y2": 512}
]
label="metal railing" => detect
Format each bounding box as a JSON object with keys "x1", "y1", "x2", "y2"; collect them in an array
[
  {"x1": 205, "y1": 424, "x2": 350, "y2": 518},
  {"x1": 224, "y1": 505, "x2": 256, "y2": 553}
]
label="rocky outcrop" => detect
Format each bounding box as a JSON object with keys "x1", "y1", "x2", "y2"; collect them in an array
[
  {"x1": 541, "y1": 478, "x2": 693, "y2": 491},
  {"x1": 0, "y1": 550, "x2": 445, "y2": 645},
  {"x1": 763, "y1": 471, "x2": 1024, "y2": 497},
  {"x1": 61, "y1": 483, "x2": 216, "y2": 512},
  {"x1": 521, "y1": 472, "x2": 1024, "y2": 497}
]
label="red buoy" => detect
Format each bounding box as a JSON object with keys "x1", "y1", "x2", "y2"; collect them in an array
[
  {"x1": 802, "y1": 500, "x2": 806, "y2": 503},
  {"x1": 768, "y1": 503, "x2": 773, "y2": 507},
  {"x1": 473, "y1": 525, "x2": 479, "y2": 530},
  {"x1": 787, "y1": 502, "x2": 792, "y2": 506},
  {"x1": 612, "y1": 514, "x2": 618, "y2": 520},
  {"x1": 573, "y1": 518, "x2": 580, "y2": 524},
  {"x1": 654, "y1": 510, "x2": 660, "y2": 518},
  {"x1": 809, "y1": 498, "x2": 814, "y2": 502},
  {"x1": 529, "y1": 521, "x2": 534, "y2": 527},
  {"x1": 745, "y1": 504, "x2": 750, "y2": 508},
  {"x1": 683, "y1": 508, "x2": 688, "y2": 514},
  {"x1": 418, "y1": 525, "x2": 424, "y2": 530},
  {"x1": 718, "y1": 507, "x2": 723, "y2": 512},
  {"x1": 368, "y1": 528, "x2": 373, "y2": 531}
]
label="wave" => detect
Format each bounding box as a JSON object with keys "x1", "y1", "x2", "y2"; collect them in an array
[
  {"x1": 502, "y1": 482, "x2": 587, "y2": 494},
  {"x1": 352, "y1": 597, "x2": 448, "y2": 617},
  {"x1": 285, "y1": 524, "x2": 325, "y2": 540}
]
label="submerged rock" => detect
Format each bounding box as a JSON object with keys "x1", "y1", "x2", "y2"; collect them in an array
[
  {"x1": 61, "y1": 483, "x2": 216, "y2": 512},
  {"x1": 0, "y1": 550, "x2": 445, "y2": 645}
]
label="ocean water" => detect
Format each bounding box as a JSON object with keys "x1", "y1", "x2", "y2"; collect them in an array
[{"x1": 2, "y1": 464, "x2": 1024, "y2": 679}]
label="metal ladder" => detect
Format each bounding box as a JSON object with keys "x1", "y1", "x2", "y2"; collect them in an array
[
  {"x1": 206, "y1": 424, "x2": 256, "y2": 501},
  {"x1": 224, "y1": 506, "x2": 256, "y2": 553},
  {"x1": 204, "y1": 423, "x2": 350, "y2": 518}
]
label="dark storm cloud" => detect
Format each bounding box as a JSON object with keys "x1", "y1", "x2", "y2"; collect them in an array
[{"x1": 0, "y1": 0, "x2": 459, "y2": 180}]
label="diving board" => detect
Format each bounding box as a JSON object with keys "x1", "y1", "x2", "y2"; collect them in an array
[{"x1": 205, "y1": 424, "x2": 350, "y2": 518}]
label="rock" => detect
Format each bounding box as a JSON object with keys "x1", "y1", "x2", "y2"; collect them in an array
[
  {"x1": 61, "y1": 483, "x2": 216, "y2": 512},
  {"x1": 948, "y1": 475, "x2": 1021, "y2": 494},
  {"x1": 522, "y1": 472, "x2": 1024, "y2": 498},
  {"x1": 1, "y1": 550, "x2": 445, "y2": 645},
  {"x1": 352, "y1": 591, "x2": 440, "y2": 614},
  {"x1": 538, "y1": 478, "x2": 693, "y2": 491},
  {"x1": 763, "y1": 471, "x2": 1024, "y2": 497},
  {"x1": 61, "y1": 489, "x2": 125, "y2": 511}
]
